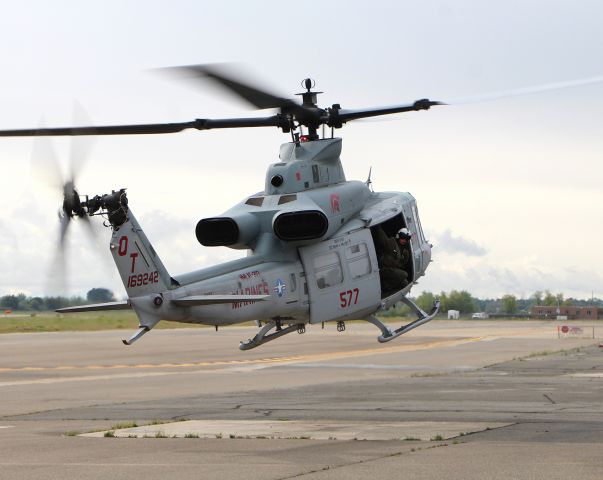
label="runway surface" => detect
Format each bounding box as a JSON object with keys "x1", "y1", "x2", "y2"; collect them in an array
[{"x1": 0, "y1": 320, "x2": 601, "y2": 479}]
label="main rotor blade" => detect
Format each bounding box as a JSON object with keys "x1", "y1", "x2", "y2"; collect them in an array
[
  {"x1": 445, "y1": 74, "x2": 603, "y2": 105},
  {"x1": 333, "y1": 99, "x2": 445, "y2": 124},
  {"x1": 165, "y1": 63, "x2": 300, "y2": 112},
  {"x1": 0, "y1": 116, "x2": 288, "y2": 137}
]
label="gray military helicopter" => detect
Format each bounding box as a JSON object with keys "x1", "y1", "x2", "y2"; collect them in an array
[{"x1": 1, "y1": 65, "x2": 444, "y2": 349}]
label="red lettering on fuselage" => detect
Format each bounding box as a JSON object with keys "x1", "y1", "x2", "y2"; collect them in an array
[
  {"x1": 330, "y1": 194, "x2": 340, "y2": 214},
  {"x1": 231, "y1": 279, "x2": 269, "y2": 309},
  {"x1": 339, "y1": 288, "x2": 360, "y2": 308},
  {"x1": 239, "y1": 270, "x2": 260, "y2": 280},
  {"x1": 127, "y1": 271, "x2": 159, "y2": 288},
  {"x1": 130, "y1": 252, "x2": 138, "y2": 273},
  {"x1": 118, "y1": 236, "x2": 128, "y2": 256}
]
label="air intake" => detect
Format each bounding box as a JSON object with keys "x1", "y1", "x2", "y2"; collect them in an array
[
  {"x1": 273, "y1": 210, "x2": 328, "y2": 241},
  {"x1": 196, "y1": 213, "x2": 260, "y2": 247}
]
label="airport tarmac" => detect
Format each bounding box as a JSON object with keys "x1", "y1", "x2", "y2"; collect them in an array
[{"x1": 0, "y1": 319, "x2": 601, "y2": 479}]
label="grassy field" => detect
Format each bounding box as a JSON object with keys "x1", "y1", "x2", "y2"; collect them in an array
[
  {"x1": 0, "y1": 311, "x2": 207, "y2": 334},
  {"x1": 0, "y1": 311, "x2": 583, "y2": 334}
]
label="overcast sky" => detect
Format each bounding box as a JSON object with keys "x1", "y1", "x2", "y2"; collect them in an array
[{"x1": 1, "y1": 0, "x2": 602, "y2": 300}]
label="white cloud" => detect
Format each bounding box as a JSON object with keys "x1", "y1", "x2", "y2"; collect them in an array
[
  {"x1": 432, "y1": 229, "x2": 487, "y2": 256},
  {"x1": 417, "y1": 253, "x2": 603, "y2": 300}
]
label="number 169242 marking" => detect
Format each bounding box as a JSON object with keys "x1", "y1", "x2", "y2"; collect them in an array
[
  {"x1": 339, "y1": 288, "x2": 359, "y2": 308},
  {"x1": 128, "y1": 271, "x2": 159, "y2": 288}
]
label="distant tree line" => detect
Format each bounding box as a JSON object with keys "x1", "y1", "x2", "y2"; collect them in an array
[
  {"x1": 0, "y1": 288, "x2": 116, "y2": 311},
  {"x1": 413, "y1": 289, "x2": 602, "y2": 316},
  {"x1": 377, "y1": 289, "x2": 602, "y2": 318}
]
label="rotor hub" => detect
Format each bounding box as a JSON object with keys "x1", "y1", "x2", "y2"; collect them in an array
[{"x1": 296, "y1": 78, "x2": 323, "y2": 108}]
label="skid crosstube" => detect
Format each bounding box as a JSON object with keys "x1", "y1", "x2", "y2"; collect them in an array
[
  {"x1": 366, "y1": 298, "x2": 440, "y2": 343},
  {"x1": 239, "y1": 321, "x2": 305, "y2": 350}
]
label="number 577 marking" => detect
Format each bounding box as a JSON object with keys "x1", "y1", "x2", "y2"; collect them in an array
[{"x1": 340, "y1": 288, "x2": 359, "y2": 308}]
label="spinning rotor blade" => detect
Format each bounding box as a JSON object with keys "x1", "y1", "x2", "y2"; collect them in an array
[
  {"x1": 164, "y1": 63, "x2": 301, "y2": 112},
  {"x1": 58, "y1": 210, "x2": 71, "y2": 248},
  {"x1": 68, "y1": 102, "x2": 96, "y2": 181},
  {"x1": 336, "y1": 74, "x2": 603, "y2": 125},
  {"x1": 0, "y1": 116, "x2": 289, "y2": 137},
  {"x1": 3, "y1": 66, "x2": 601, "y2": 139},
  {"x1": 0, "y1": 121, "x2": 200, "y2": 137},
  {"x1": 31, "y1": 133, "x2": 64, "y2": 190},
  {"x1": 46, "y1": 243, "x2": 67, "y2": 297},
  {"x1": 444, "y1": 74, "x2": 603, "y2": 105},
  {"x1": 50, "y1": 213, "x2": 101, "y2": 296},
  {"x1": 334, "y1": 99, "x2": 445, "y2": 124},
  {"x1": 0, "y1": 63, "x2": 444, "y2": 137},
  {"x1": 29, "y1": 108, "x2": 102, "y2": 294}
]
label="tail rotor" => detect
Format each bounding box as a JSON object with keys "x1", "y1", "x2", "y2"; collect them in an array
[{"x1": 31, "y1": 108, "x2": 100, "y2": 294}]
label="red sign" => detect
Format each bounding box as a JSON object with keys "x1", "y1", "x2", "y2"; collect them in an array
[{"x1": 561, "y1": 325, "x2": 569, "y2": 333}]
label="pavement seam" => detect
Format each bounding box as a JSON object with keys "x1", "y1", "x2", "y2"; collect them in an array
[{"x1": 272, "y1": 441, "x2": 453, "y2": 480}]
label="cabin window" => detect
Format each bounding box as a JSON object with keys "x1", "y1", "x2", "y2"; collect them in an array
[
  {"x1": 289, "y1": 273, "x2": 297, "y2": 293},
  {"x1": 245, "y1": 197, "x2": 264, "y2": 207},
  {"x1": 313, "y1": 251, "x2": 343, "y2": 289},
  {"x1": 278, "y1": 194, "x2": 297, "y2": 205},
  {"x1": 346, "y1": 243, "x2": 371, "y2": 279}
]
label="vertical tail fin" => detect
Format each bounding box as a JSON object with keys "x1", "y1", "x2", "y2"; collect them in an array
[{"x1": 109, "y1": 211, "x2": 175, "y2": 297}]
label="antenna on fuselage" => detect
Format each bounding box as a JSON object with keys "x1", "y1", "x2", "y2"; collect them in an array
[{"x1": 366, "y1": 166, "x2": 373, "y2": 192}]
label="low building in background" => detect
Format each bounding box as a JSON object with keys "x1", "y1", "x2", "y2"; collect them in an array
[{"x1": 530, "y1": 305, "x2": 601, "y2": 320}]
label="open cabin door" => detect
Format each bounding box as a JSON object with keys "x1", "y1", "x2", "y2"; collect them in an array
[
  {"x1": 370, "y1": 212, "x2": 415, "y2": 293},
  {"x1": 299, "y1": 229, "x2": 381, "y2": 324}
]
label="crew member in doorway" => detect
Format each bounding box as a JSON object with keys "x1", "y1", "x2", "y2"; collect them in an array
[
  {"x1": 395, "y1": 228, "x2": 412, "y2": 268},
  {"x1": 373, "y1": 226, "x2": 409, "y2": 296}
]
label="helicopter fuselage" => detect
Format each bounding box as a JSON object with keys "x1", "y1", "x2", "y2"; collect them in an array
[
  {"x1": 59, "y1": 137, "x2": 438, "y2": 348},
  {"x1": 116, "y1": 188, "x2": 431, "y2": 329}
]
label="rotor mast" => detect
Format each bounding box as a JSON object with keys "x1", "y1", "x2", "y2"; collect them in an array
[{"x1": 295, "y1": 78, "x2": 324, "y2": 141}]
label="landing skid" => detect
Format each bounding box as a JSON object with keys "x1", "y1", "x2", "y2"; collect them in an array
[
  {"x1": 121, "y1": 317, "x2": 160, "y2": 345},
  {"x1": 239, "y1": 320, "x2": 305, "y2": 351},
  {"x1": 122, "y1": 326, "x2": 150, "y2": 345},
  {"x1": 366, "y1": 297, "x2": 440, "y2": 343}
]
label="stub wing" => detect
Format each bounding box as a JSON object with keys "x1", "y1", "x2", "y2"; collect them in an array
[
  {"x1": 56, "y1": 300, "x2": 131, "y2": 313},
  {"x1": 172, "y1": 295, "x2": 270, "y2": 306},
  {"x1": 55, "y1": 295, "x2": 269, "y2": 313}
]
